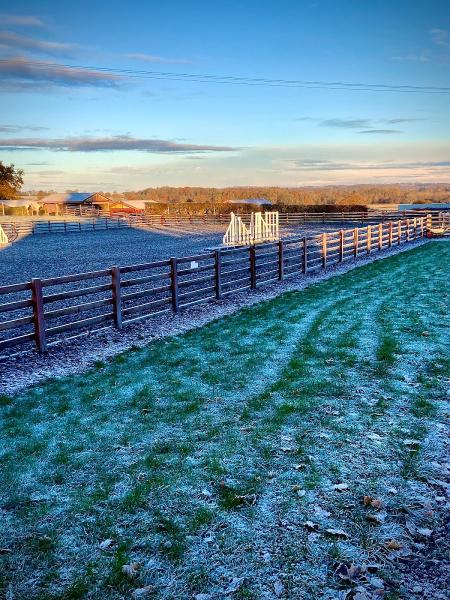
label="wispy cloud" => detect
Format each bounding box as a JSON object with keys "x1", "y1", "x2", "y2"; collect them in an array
[
  {"x1": 0, "y1": 30, "x2": 74, "y2": 56},
  {"x1": 0, "y1": 134, "x2": 240, "y2": 153},
  {"x1": 358, "y1": 129, "x2": 402, "y2": 135},
  {"x1": 296, "y1": 116, "x2": 418, "y2": 134},
  {"x1": 319, "y1": 118, "x2": 372, "y2": 129},
  {"x1": 430, "y1": 28, "x2": 450, "y2": 48},
  {"x1": 286, "y1": 159, "x2": 450, "y2": 172},
  {"x1": 0, "y1": 14, "x2": 46, "y2": 28},
  {"x1": 126, "y1": 52, "x2": 192, "y2": 65},
  {"x1": 0, "y1": 57, "x2": 122, "y2": 89},
  {"x1": 391, "y1": 53, "x2": 430, "y2": 63},
  {"x1": 0, "y1": 123, "x2": 49, "y2": 133},
  {"x1": 384, "y1": 118, "x2": 424, "y2": 124}
]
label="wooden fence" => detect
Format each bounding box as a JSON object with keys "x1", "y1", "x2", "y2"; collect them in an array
[
  {"x1": 0, "y1": 210, "x2": 444, "y2": 242},
  {"x1": 122, "y1": 209, "x2": 439, "y2": 227},
  {"x1": 0, "y1": 217, "x2": 130, "y2": 240},
  {"x1": 0, "y1": 217, "x2": 427, "y2": 355}
]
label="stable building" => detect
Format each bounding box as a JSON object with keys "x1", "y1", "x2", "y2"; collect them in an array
[{"x1": 39, "y1": 192, "x2": 112, "y2": 214}]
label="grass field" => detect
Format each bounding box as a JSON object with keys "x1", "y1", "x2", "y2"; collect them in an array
[{"x1": 1, "y1": 242, "x2": 449, "y2": 599}]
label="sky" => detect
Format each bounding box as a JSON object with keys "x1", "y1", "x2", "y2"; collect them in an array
[{"x1": 0, "y1": 0, "x2": 449, "y2": 191}]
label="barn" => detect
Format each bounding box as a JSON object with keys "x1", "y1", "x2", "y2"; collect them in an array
[{"x1": 39, "y1": 192, "x2": 112, "y2": 214}]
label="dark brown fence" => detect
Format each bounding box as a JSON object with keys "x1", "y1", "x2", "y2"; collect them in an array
[{"x1": 0, "y1": 217, "x2": 427, "y2": 355}]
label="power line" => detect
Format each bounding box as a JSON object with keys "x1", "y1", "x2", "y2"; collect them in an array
[{"x1": 1, "y1": 58, "x2": 449, "y2": 94}]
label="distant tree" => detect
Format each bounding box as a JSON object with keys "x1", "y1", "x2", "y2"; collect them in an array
[{"x1": 0, "y1": 161, "x2": 24, "y2": 200}]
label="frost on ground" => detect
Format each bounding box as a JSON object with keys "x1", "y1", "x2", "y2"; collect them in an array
[{"x1": 0, "y1": 243, "x2": 449, "y2": 600}]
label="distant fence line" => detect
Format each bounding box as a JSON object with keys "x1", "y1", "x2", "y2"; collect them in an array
[
  {"x1": 0, "y1": 210, "x2": 445, "y2": 243},
  {"x1": 0, "y1": 217, "x2": 427, "y2": 355},
  {"x1": 0, "y1": 217, "x2": 130, "y2": 243}
]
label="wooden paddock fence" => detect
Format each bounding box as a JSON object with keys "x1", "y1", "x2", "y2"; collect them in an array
[
  {"x1": 0, "y1": 209, "x2": 445, "y2": 242},
  {"x1": 0, "y1": 217, "x2": 130, "y2": 241},
  {"x1": 0, "y1": 217, "x2": 428, "y2": 355}
]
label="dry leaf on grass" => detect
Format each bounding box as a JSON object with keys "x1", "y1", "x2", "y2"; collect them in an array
[
  {"x1": 274, "y1": 578, "x2": 285, "y2": 597},
  {"x1": 335, "y1": 563, "x2": 364, "y2": 582},
  {"x1": 332, "y1": 483, "x2": 349, "y2": 491},
  {"x1": 122, "y1": 562, "x2": 141, "y2": 578},
  {"x1": 325, "y1": 528, "x2": 350, "y2": 539},
  {"x1": 366, "y1": 513, "x2": 385, "y2": 525},
  {"x1": 132, "y1": 587, "x2": 155, "y2": 599},
  {"x1": 363, "y1": 495, "x2": 383, "y2": 509},
  {"x1": 304, "y1": 521, "x2": 320, "y2": 532},
  {"x1": 234, "y1": 493, "x2": 257, "y2": 506},
  {"x1": 417, "y1": 527, "x2": 433, "y2": 538},
  {"x1": 292, "y1": 463, "x2": 306, "y2": 471},
  {"x1": 385, "y1": 539, "x2": 402, "y2": 550},
  {"x1": 224, "y1": 577, "x2": 244, "y2": 595},
  {"x1": 99, "y1": 539, "x2": 114, "y2": 550}
]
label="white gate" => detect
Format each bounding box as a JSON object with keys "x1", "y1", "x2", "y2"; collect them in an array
[
  {"x1": 223, "y1": 211, "x2": 279, "y2": 246},
  {"x1": 0, "y1": 224, "x2": 8, "y2": 246}
]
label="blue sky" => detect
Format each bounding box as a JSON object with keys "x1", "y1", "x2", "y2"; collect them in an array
[{"x1": 0, "y1": 0, "x2": 449, "y2": 190}]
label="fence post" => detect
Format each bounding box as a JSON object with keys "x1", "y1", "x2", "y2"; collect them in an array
[
  {"x1": 406, "y1": 219, "x2": 410, "y2": 242},
  {"x1": 354, "y1": 227, "x2": 358, "y2": 258},
  {"x1": 388, "y1": 221, "x2": 393, "y2": 247},
  {"x1": 250, "y1": 245, "x2": 257, "y2": 289},
  {"x1": 367, "y1": 226, "x2": 372, "y2": 254},
  {"x1": 339, "y1": 229, "x2": 344, "y2": 262},
  {"x1": 322, "y1": 233, "x2": 327, "y2": 268},
  {"x1": 426, "y1": 213, "x2": 432, "y2": 233},
  {"x1": 302, "y1": 237, "x2": 308, "y2": 273},
  {"x1": 214, "y1": 249, "x2": 222, "y2": 300},
  {"x1": 278, "y1": 240, "x2": 284, "y2": 280},
  {"x1": 31, "y1": 278, "x2": 47, "y2": 353},
  {"x1": 420, "y1": 217, "x2": 424, "y2": 237},
  {"x1": 398, "y1": 220, "x2": 401, "y2": 245},
  {"x1": 170, "y1": 257, "x2": 179, "y2": 312},
  {"x1": 378, "y1": 223, "x2": 383, "y2": 250},
  {"x1": 111, "y1": 266, "x2": 123, "y2": 330}
]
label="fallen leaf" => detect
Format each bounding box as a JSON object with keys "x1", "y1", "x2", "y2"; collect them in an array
[
  {"x1": 369, "y1": 576, "x2": 385, "y2": 589},
  {"x1": 274, "y1": 578, "x2": 284, "y2": 597},
  {"x1": 421, "y1": 331, "x2": 430, "y2": 337},
  {"x1": 417, "y1": 527, "x2": 433, "y2": 538},
  {"x1": 234, "y1": 493, "x2": 257, "y2": 506},
  {"x1": 0, "y1": 548, "x2": 11, "y2": 554},
  {"x1": 122, "y1": 562, "x2": 141, "y2": 578},
  {"x1": 99, "y1": 539, "x2": 114, "y2": 550},
  {"x1": 293, "y1": 463, "x2": 306, "y2": 471},
  {"x1": 363, "y1": 496, "x2": 383, "y2": 509},
  {"x1": 304, "y1": 521, "x2": 320, "y2": 532},
  {"x1": 332, "y1": 483, "x2": 349, "y2": 492},
  {"x1": 336, "y1": 563, "x2": 364, "y2": 582},
  {"x1": 366, "y1": 513, "x2": 385, "y2": 525},
  {"x1": 132, "y1": 587, "x2": 155, "y2": 599},
  {"x1": 325, "y1": 528, "x2": 350, "y2": 539},
  {"x1": 385, "y1": 540, "x2": 402, "y2": 550},
  {"x1": 224, "y1": 577, "x2": 244, "y2": 594}
]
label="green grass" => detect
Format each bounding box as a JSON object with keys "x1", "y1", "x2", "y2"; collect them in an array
[{"x1": 0, "y1": 242, "x2": 448, "y2": 600}]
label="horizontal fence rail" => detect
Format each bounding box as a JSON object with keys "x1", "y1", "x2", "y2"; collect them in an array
[{"x1": 0, "y1": 217, "x2": 429, "y2": 355}]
